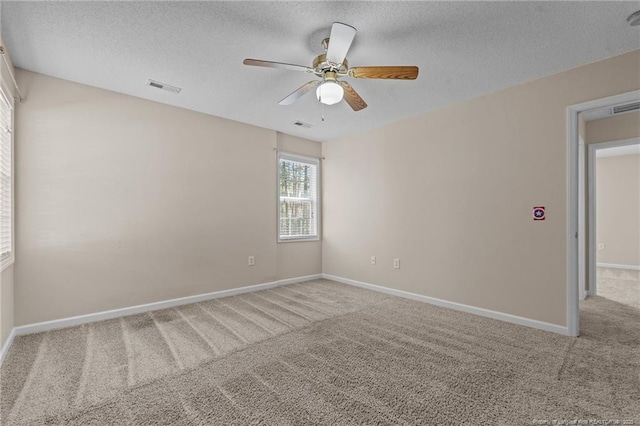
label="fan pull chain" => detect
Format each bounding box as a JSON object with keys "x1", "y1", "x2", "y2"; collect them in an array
[{"x1": 321, "y1": 102, "x2": 325, "y2": 122}]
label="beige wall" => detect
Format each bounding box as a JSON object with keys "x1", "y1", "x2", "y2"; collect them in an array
[
  {"x1": 586, "y1": 112, "x2": 640, "y2": 145},
  {"x1": 322, "y1": 50, "x2": 640, "y2": 327},
  {"x1": 595, "y1": 154, "x2": 640, "y2": 266},
  {"x1": 1, "y1": 265, "x2": 14, "y2": 346},
  {"x1": 14, "y1": 70, "x2": 321, "y2": 326}
]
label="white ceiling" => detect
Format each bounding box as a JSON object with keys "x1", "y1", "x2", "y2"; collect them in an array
[{"x1": 2, "y1": 1, "x2": 639, "y2": 142}]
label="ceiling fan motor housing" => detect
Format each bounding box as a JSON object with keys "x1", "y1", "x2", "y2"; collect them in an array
[{"x1": 313, "y1": 53, "x2": 349, "y2": 76}]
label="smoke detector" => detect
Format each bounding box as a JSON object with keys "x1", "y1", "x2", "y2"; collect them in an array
[{"x1": 146, "y1": 79, "x2": 181, "y2": 94}]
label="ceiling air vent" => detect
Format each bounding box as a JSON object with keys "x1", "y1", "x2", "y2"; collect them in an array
[
  {"x1": 146, "y1": 79, "x2": 182, "y2": 94},
  {"x1": 293, "y1": 121, "x2": 312, "y2": 128},
  {"x1": 612, "y1": 102, "x2": 640, "y2": 115}
]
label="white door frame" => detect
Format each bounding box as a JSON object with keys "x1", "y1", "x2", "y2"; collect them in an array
[
  {"x1": 587, "y1": 137, "x2": 640, "y2": 297},
  {"x1": 578, "y1": 135, "x2": 586, "y2": 301},
  {"x1": 566, "y1": 90, "x2": 640, "y2": 337}
]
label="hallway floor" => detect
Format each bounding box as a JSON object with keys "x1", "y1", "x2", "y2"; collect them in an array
[{"x1": 597, "y1": 267, "x2": 640, "y2": 309}]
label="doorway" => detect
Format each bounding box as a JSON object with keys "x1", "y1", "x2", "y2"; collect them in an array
[
  {"x1": 587, "y1": 138, "x2": 640, "y2": 307},
  {"x1": 567, "y1": 90, "x2": 640, "y2": 337}
]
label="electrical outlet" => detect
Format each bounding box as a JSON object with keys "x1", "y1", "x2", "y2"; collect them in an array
[
  {"x1": 371, "y1": 256, "x2": 376, "y2": 265},
  {"x1": 598, "y1": 243, "x2": 605, "y2": 250},
  {"x1": 393, "y1": 258, "x2": 400, "y2": 269},
  {"x1": 248, "y1": 256, "x2": 255, "y2": 266}
]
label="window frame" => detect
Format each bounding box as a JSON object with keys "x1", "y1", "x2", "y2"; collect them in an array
[
  {"x1": 0, "y1": 88, "x2": 14, "y2": 271},
  {"x1": 277, "y1": 151, "x2": 320, "y2": 243}
]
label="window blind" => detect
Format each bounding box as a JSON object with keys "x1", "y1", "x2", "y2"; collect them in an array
[
  {"x1": 278, "y1": 153, "x2": 319, "y2": 240},
  {"x1": 0, "y1": 91, "x2": 12, "y2": 262}
]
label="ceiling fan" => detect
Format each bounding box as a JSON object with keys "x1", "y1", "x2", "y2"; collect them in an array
[{"x1": 243, "y1": 22, "x2": 419, "y2": 111}]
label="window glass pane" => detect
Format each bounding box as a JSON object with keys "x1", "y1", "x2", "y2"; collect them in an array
[
  {"x1": 280, "y1": 199, "x2": 314, "y2": 237},
  {"x1": 278, "y1": 154, "x2": 318, "y2": 240},
  {"x1": 279, "y1": 160, "x2": 313, "y2": 198}
]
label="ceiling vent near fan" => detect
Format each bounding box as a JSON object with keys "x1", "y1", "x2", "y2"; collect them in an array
[
  {"x1": 612, "y1": 102, "x2": 640, "y2": 115},
  {"x1": 147, "y1": 79, "x2": 182, "y2": 94},
  {"x1": 293, "y1": 121, "x2": 313, "y2": 128}
]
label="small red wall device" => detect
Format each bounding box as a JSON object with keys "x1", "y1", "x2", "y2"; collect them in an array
[{"x1": 533, "y1": 206, "x2": 546, "y2": 220}]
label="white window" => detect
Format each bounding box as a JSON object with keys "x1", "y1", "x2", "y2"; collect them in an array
[
  {"x1": 0, "y1": 90, "x2": 13, "y2": 269},
  {"x1": 278, "y1": 152, "x2": 319, "y2": 241}
]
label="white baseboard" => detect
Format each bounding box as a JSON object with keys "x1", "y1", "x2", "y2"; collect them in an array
[
  {"x1": 596, "y1": 263, "x2": 640, "y2": 271},
  {"x1": 11, "y1": 274, "x2": 322, "y2": 339},
  {"x1": 278, "y1": 274, "x2": 322, "y2": 286},
  {"x1": 0, "y1": 327, "x2": 16, "y2": 366},
  {"x1": 2, "y1": 271, "x2": 568, "y2": 366},
  {"x1": 322, "y1": 274, "x2": 570, "y2": 336}
]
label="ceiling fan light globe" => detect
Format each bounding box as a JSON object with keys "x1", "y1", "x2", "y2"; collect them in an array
[{"x1": 316, "y1": 81, "x2": 344, "y2": 105}]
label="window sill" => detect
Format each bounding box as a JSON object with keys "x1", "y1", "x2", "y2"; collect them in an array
[{"x1": 278, "y1": 237, "x2": 320, "y2": 243}]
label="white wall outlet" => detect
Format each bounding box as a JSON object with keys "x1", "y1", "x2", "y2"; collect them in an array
[
  {"x1": 393, "y1": 258, "x2": 400, "y2": 269},
  {"x1": 597, "y1": 243, "x2": 605, "y2": 250},
  {"x1": 248, "y1": 255, "x2": 255, "y2": 266},
  {"x1": 371, "y1": 256, "x2": 376, "y2": 265}
]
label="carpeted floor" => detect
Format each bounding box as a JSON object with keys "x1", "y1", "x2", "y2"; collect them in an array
[
  {"x1": 597, "y1": 267, "x2": 640, "y2": 309},
  {"x1": 1, "y1": 279, "x2": 638, "y2": 425}
]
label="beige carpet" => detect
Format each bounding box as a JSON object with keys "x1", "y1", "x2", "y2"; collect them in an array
[
  {"x1": 597, "y1": 267, "x2": 640, "y2": 309},
  {"x1": 1, "y1": 279, "x2": 638, "y2": 425}
]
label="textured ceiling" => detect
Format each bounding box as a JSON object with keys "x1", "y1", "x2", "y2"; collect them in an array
[{"x1": 1, "y1": 1, "x2": 639, "y2": 142}]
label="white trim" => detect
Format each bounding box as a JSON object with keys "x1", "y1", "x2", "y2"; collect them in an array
[
  {"x1": 278, "y1": 151, "x2": 321, "y2": 164},
  {"x1": 595, "y1": 143, "x2": 640, "y2": 158},
  {"x1": 589, "y1": 137, "x2": 640, "y2": 151},
  {"x1": 588, "y1": 142, "x2": 597, "y2": 297},
  {"x1": 11, "y1": 274, "x2": 322, "y2": 337},
  {"x1": 567, "y1": 90, "x2": 640, "y2": 337},
  {"x1": 274, "y1": 274, "x2": 322, "y2": 286},
  {"x1": 0, "y1": 88, "x2": 14, "y2": 271},
  {"x1": 0, "y1": 327, "x2": 16, "y2": 366},
  {"x1": 323, "y1": 274, "x2": 569, "y2": 336},
  {"x1": 578, "y1": 135, "x2": 586, "y2": 301},
  {"x1": 596, "y1": 263, "x2": 640, "y2": 271},
  {"x1": 567, "y1": 103, "x2": 580, "y2": 336},
  {"x1": 278, "y1": 236, "x2": 320, "y2": 243},
  {"x1": 1, "y1": 254, "x2": 14, "y2": 271}
]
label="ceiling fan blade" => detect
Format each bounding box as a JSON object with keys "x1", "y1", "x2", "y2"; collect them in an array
[
  {"x1": 326, "y1": 22, "x2": 357, "y2": 66},
  {"x1": 243, "y1": 59, "x2": 312, "y2": 73},
  {"x1": 340, "y1": 81, "x2": 367, "y2": 111},
  {"x1": 279, "y1": 80, "x2": 320, "y2": 106},
  {"x1": 349, "y1": 66, "x2": 419, "y2": 80}
]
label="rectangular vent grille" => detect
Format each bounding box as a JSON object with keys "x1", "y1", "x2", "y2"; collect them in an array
[
  {"x1": 293, "y1": 121, "x2": 312, "y2": 128},
  {"x1": 612, "y1": 102, "x2": 640, "y2": 115},
  {"x1": 147, "y1": 79, "x2": 182, "y2": 94}
]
